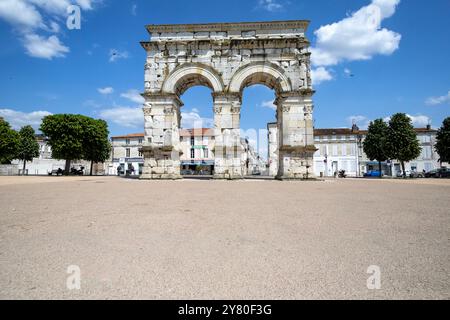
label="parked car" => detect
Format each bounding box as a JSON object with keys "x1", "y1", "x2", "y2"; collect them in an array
[
  {"x1": 396, "y1": 170, "x2": 411, "y2": 178},
  {"x1": 48, "y1": 168, "x2": 64, "y2": 176},
  {"x1": 436, "y1": 168, "x2": 450, "y2": 178},
  {"x1": 424, "y1": 169, "x2": 439, "y2": 178},
  {"x1": 410, "y1": 171, "x2": 425, "y2": 178},
  {"x1": 364, "y1": 170, "x2": 382, "y2": 177}
]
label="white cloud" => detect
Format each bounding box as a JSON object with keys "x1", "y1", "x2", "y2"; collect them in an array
[
  {"x1": 131, "y1": 3, "x2": 137, "y2": 16},
  {"x1": 120, "y1": 89, "x2": 145, "y2": 104},
  {"x1": 344, "y1": 68, "x2": 352, "y2": 76},
  {"x1": 258, "y1": 0, "x2": 283, "y2": 12},
  {"x1": 311, "y1": 67, "x2": 334, "y2": 85},
  {"x1": 312, "y1": 0, "x2": 401, "y2": 67},
  {"x1": 109, "y1": 49, "x2": 129, "y2": 62},
  {"x1": 0, "y1": 0, "x2": 98, "y2": 59},
  {"x1": 181, "y1": 110, "x2": 213, "y2": 129},
  {"x1": 347, "y1": 115, "x2": 370, "y2": 129},
  {"x1": 260, "y1": 100, "x2": 277, "y2": 111},
  {"x1": 98, "y1": 87, "x2": 114, "y2": 95},
  {"x1": 0, "y1": 108, "x2": 52, "y2": 130},
  {"x1": 425, "y1": 90, "x2": 450, "y2": 106},
  {"x1": 380, "y1": 114, "x2": 431, "y2": 128},
  {"x1": 23, "y1": 33, "x2": 69, "y2": 59},
  {"x1": 0, "y1": 0, "x2": 44, "y2": 29},
  {"x1": 99, "y1": 107, "x2": 144, "y2": 128},
  {"x1": 407, "y1": 114, "x2": 431, "y2": 128}
]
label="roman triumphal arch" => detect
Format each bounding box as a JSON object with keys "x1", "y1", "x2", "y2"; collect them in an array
[{"x1": 140, "y1": 20, "x2": 316, "y2": 180}]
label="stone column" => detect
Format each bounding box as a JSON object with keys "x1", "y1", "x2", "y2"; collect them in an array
[
  {"x1": 140, "y1": 94, "x2": 183, "y2": 180},
  {"x1": 276, "y1": 90, "x2": 317, "y2": 180},
  {"x1": 212, "y1": 93, "x2": 243, "y2": 179}
]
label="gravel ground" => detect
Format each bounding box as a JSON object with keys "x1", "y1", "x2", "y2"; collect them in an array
[{"x1": 0, "y1": 176, "x2": 449, "y2": 300}]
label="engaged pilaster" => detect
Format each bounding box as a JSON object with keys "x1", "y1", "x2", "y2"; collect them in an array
[
  {"x1": 140, "y1": 94, "x2": 183, "y2": 180},
  {"x1": 275, "y1": 90, "x2": 317, "y2": 180},
  {"x1": 212, "y1": 93, "x2": 243, "y2": 179}
]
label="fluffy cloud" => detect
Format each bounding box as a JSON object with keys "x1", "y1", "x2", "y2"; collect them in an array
[
  {"x1": 181, "y1": 110, "x2": 213, "y2": 129},
  {"x1": 99, "y1": 107, "x2": 144, "y2": 128},
  {"x1": 347, "y1": 115, "x2": 371, "y2": 129},
  {"x1": 407, "y1": 114, "x2": 431, "y2": 128},
  {"x1": 0, "y1": 0, "x2": 43, "y2": 29},
  {"x1": 109, "y1": 49, "x2": 129, "y2": 62},
  {"x1": 258, "y1": 0, "x2": 284, "y2": 12},
  {"x1": 311, "y1": 67, "x2": 334, "y2": 85},
  {"x1": 23, "y1": 34, "x2": 69, "y2": 59},
  {"x1": 260, "y1": 100, "x2": 277, "y2": 111},
  {"x1": 98, "y1": 87, "x2": 114, "y2": 95},
  {"x1": 0, "y1": 108, "x2": 52, "y2": 130},
  {"x1": 311, "y1": 0, "x2": 401, "y2": 84},
  {"x1": 425, "y1": 90, "x2": 450, "y2": 106},
  {"x1": 120, "y1": 89, "x2": 145, "y2": 104},
  {"x1": 0, "y1": 0, "x2": 97, "y2": 59}
]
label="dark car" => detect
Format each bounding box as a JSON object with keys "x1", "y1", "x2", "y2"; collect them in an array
[
  {"x1": 436, "y1": 168, "x2": 450, "y2": 178},
  {"x1": 424, "y1": 169, "x2": 439, "y2": 178}
]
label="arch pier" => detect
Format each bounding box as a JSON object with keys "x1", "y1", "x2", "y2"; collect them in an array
[{"x1": 140, "y1": 20, "x2": 317, "y2": 180}]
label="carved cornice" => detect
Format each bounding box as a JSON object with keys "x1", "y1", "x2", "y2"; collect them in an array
[{"x1": 146, "y1": 20, "x2": 310, "y2": 34}]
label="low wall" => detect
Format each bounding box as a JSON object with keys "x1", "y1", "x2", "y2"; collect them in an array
[{"x1": 0, "y1": 164, "x2": 19, "y2": 176}]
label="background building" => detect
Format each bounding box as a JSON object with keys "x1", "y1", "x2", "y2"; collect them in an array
[
  {"x1": 107, "y1": 129, "x2": 266, "y2": 176},
  {"x1": 179, "y1": 128, "x2": 215, "y2": 175},
  {"x1": 268, "y1": 125, "x2": 442, "y2": 178}
]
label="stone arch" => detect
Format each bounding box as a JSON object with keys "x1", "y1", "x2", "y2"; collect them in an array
[
  {"x1": 228, "y1": 62, "x2": 292, "y2": 95},
  {"x1": 162, "y1": 63, "x2": 224, "y2": 96}
]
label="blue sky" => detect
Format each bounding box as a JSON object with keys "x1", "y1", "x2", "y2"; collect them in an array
[{"x1": 0, "y1": 0, "x2": 449, "y2": 140}]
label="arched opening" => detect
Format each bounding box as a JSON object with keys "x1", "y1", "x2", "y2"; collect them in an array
[
  {"x1": 240, "y1": 84, "x2": 278, "y2": 177},
  {"x1": 231, "y1": 65, "x2": 291, "y2": 178},
  {"x1": 179, "y1": 85, "x2": 215, "y2": 177}
]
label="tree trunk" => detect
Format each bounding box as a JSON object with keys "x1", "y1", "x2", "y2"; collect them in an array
[
  {"x1": 22, "y1": 159, "x2": 26, "y2": 176},
  {"x1": 90, "y1": 161, "x2": 94, "y2": 176},
  {"x1": 401, "y1": 161, "x2": 406, "y2": 179},
  {"x1": 65, "y1": 159, "x2": 71, "y2": 176},
  {"x1": 378, "y1": 161, "x2": 382, "y2": 179}
]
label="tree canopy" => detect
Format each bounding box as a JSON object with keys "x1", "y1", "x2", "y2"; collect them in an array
[
  {"x1": 386, "y1": 113, "x2": 421, "y2": 177},
  {"x1": 17, "y1": 125, "x2": 40, "y2": 174},
  {"x1": 0, "y1": 118, "x2": 19, "y2": 164},
  {"x1": 40, "y1": 114, "x2": 111, "y2": 174},
  {"x1": 435, "y1": 117, "x2": 450, "y2": 164},
  {"x1": 363, "y1": 119, "x2": 389, "y2": 177},
  {"x1": 82, "y1": 118, "x2": 111, "y2": 175}
]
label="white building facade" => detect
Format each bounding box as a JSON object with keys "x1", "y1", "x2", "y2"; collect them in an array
[{"x1": 268, "y1": 126, "x2": 443, "y2": 178}]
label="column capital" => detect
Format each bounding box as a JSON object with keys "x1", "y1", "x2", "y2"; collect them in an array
[
  {"x1": 212, "y1": 92, "x2": 242, "y2": 103},
  {"x1": 142, "y1": 93, "x2": 184, "y2": 108}
]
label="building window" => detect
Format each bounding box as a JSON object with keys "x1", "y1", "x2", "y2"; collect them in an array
[
  {"x1": 126, "y1": 148, "x2": 130, "y2": 158},
  {"x1": 138, "y1": 150, "x2": 143, "y2": 157},
  {"x1": 191, "y1": 137, "x2": 195, "y2": 146},
  {"x1": 191, "y1": 149, "x2": 195, "y2": 159},
  {"x1": 204, "y1": 148, "x2": 208, "y2": 158},
  {"x1": 138, "y1": 139, "x2": 143, "y2": 144},
  {"x1": 126, "y1": 139, "x2": 130, "y2": 145}
]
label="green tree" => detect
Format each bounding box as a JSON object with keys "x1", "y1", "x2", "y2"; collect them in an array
[
  {"x1": 0, "y1": 118, "x2": 19, "y2": 164},
  {"x1": 83, "y1": 118, "x2": 111, "y2": 176},
  {"x1": 17, "y1": 125, "x2": 40, "y2": 175},
  {"x1": 40, "y1": 114, "x2": 88, "y2": 175},
  {"x1": 363, "y1": 119, "x2": 389, "y2": 178},
  {"x1": 435, "y1": 117, "x2": 450, "y2": 165},
  {"x1": 386, "y1": 113, "x2": 421, "y2": 178}
]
